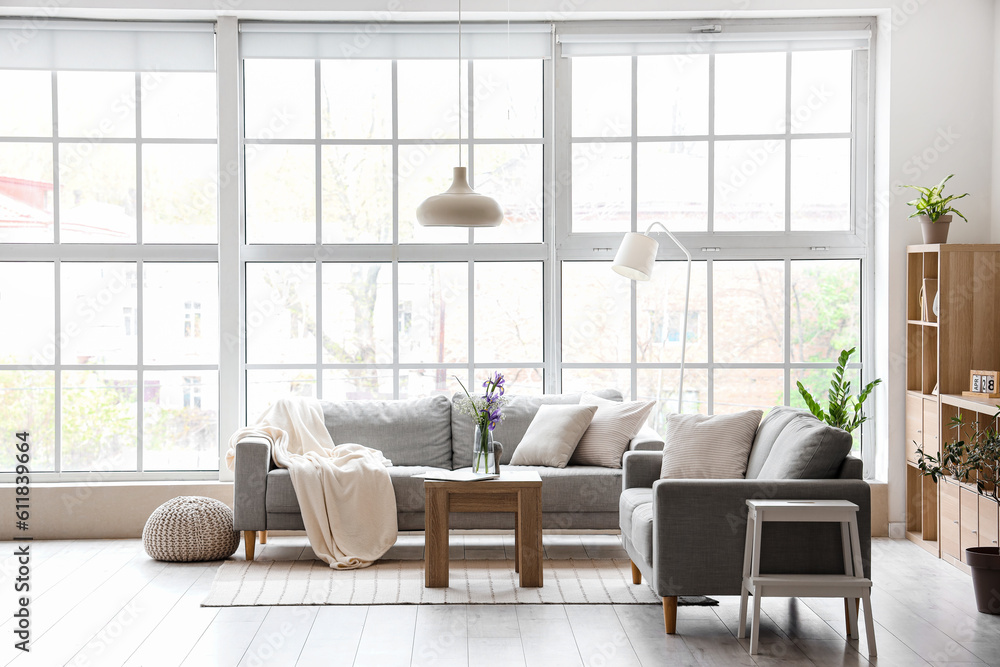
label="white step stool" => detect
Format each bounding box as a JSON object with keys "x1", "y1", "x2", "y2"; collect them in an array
[{"x1": 739, "y1": 499, "x2": 876, "y2": 657}]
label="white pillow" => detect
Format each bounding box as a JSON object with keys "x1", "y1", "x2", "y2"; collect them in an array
[
  {"x1": 659, "y1": 410, "x2": 763, "y2": 479},
  {"x1": 570, "y1": 393, "x2": 656, "y2": 468},
  {"x1": 509, "y1": 404, "x2": 598, "y2": 468}
]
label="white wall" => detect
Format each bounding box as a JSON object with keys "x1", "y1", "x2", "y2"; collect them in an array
[{"x1": 3, "y1": 0, "x2": 999, "y2": 535}]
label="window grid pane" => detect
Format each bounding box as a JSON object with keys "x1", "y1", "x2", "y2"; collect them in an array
[{"x1": 0, "y1": 53, "x2": 220, "y2": 475}]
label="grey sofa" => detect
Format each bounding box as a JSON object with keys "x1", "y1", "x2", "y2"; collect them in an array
[
  {"x1": 619, "y1": 407, "x2": 871, "y2": 634},
  {"x1": 233, "y1": 390, "x2": 664, "y2": 559}
]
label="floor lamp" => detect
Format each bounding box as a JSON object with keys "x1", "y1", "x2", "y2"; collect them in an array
[{"x1": 611, "y1": 221, "x2": 692, "y2": 414}]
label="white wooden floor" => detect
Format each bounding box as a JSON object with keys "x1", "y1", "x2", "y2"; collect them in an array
[{"x1": 0, "y1": 535, "x2": 998, "y2": 667}]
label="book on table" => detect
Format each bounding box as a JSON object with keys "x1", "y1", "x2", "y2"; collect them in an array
[{"x1": 414, "y1": 470, "x2": 500, "y2": 482}]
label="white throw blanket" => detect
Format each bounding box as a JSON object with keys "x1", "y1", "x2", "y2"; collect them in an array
[{"x1": 226, "y1": 398, "x2": 398, "y2": 569}]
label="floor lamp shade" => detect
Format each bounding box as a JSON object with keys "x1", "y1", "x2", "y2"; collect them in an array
[
  {"x1": 612, "y1": 232, "x2": 659, "y2": 281},
  {"x1": 416, "y1": 167, "x2": 504, "y2": 228}
]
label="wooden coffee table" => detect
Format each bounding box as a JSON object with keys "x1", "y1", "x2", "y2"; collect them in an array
[{"x1": 424, "y1": 471, "x2": 543, "y2": 588}]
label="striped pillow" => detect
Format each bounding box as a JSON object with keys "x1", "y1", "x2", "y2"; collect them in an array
[
  {"x1": 659, "y1": 410, "x2": 763, "y2": 479},
  {"x1": 570, "y1": 394, "x2": 656, "y2": 468}
]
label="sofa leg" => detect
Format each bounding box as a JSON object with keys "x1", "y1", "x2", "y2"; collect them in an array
[
  {"x1": 258, "y1": 530, "x2": 268, "y2": 545},
  {"x1": 244, "y1": 530, "x2": 256, "y2": 561},
  {"x1": 662, "y1": 596, "x2": 678, "y2": 634},
  {"x1": 630, "y1": 560, "x2": 642, "y2": 585}
]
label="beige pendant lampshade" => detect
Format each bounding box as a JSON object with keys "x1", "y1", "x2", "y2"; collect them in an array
[
  {"x1": 611, "y1": 232, "x2": 659, "y2": 281},
  {"x1": 416, "y1": 166, "x2": 503, "y2": 228}
]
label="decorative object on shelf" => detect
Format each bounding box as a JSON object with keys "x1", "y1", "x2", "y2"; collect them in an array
[
  {"x1": 921, "y1": 278, "x2": 938, "y2": 322},
  {"x1": 965, "y1": 370, "x2": 1000, "y2": 399},
  {"x1": 900, "y1": 174, "x2": 969, "y2": 244},
  {"x1": 916, "y1": 409, "x2": 1000, "y2": 614},
  {"x1": 416, "y1": 0, "x2": 503, "y2": 229},
  {"x1": 932, "y1": 290, "x2": 940, "y2": 318},
  {"x1": 795, "y1": 347, "x2": 882, "y2": 435},
  {"x1": 142, "y1": 496, "x2": 241, "y2": 563},
  {"x1": 454, "y1": 372, "x2": 509, "y2": 475},
  {"x1": 612, "y1": 221, "x2": 692, "y2": 413}
]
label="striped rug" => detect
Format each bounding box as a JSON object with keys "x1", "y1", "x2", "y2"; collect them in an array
[{"x1": 202, "y1": 558, "x2": 665, "y2": 606}]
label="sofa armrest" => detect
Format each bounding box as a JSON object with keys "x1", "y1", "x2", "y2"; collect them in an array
[
  {"x1": 233, "y1": 437, "x2": 272, "y2": 532},
  {"x1": 648, "y1": 478, "x2": 871, "y2": 597},
  {"x1": 629, "y1": 425, "x2": 665, "y2": 452},
  {"x1": 623, "y1": 450, "x2": 663, "y2": 490}
]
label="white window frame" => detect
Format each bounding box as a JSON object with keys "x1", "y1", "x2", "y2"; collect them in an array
[
  {"x1": 0, "y1": 23, "x2": 221, "y2": 483},
  {"x1": 237, "y1": 25, "x2": 554, "y2": 424},
  {"x1": 550, "y1": 18, "x2": 877, "y2": 474},
  {"x1": 1, "y1": 17, "x2": 878, "y2": 483}
]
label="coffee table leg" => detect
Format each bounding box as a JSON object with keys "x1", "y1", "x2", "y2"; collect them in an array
[
  {"x1": 518, "y1": 487, "x2": 542, "y2": 587},
  {"x1": 514, "y1": 516, "x2": 520, "y2": 573},
  {"x1": 425, "y1": 487, "x2": 450, "y2": 588}
]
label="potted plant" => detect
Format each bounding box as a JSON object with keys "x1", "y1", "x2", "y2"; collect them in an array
[
  {"x1": 796, "y1": 347, "x2": 881, "y2": 435},
  {"x1": 900, "y1": 174, "x2": 969, "y2": 244},
  {"x1": 917, "y1": 410, "x2": 1000, "y2": 614}
]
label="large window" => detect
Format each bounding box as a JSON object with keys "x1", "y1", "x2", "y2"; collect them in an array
[
  {"x1": 239, "y1": 24, "x2": 551, "y2": 422},
  {"x1": 0, "y1": 19, "x2": 875, "y2": 479},
  {"x1": 0, "y1": 21, "x2": 220, "y2": 476},
  {"x1": 555, "y1": 24, "x2": 872, "y2": 449}
]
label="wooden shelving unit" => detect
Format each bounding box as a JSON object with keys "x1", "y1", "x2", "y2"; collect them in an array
[{"x1": 905, "y1": 244, "x2": 1000, "y2": 571}]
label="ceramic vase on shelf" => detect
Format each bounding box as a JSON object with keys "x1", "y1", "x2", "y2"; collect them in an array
[
  {"x1": 919, "y1": 214, "x2": 951, "y2": 244},
  {"x1": 472, "y1": 424, "x2": 496, "y2": 475}
]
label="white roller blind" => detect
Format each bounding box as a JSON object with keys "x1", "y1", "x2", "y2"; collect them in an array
[
  {"x1": 0, "y1": 20, "x2": 216, "y2": 72},
  {"x1": 557, "y1": 26, "x2": 871, "y2": 56},
  {"x1": 240, "y1": 22, "x2": 552, "y2": 60}
]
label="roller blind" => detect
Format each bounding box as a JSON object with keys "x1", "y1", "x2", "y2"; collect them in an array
[
  {"x1": 557, "y1": 25, "x2": 871, "y2": 56},
  {"x1": 240, "y1": 22, "x2": 552, "y2": 60},
  {"x1": 0, "y1": 20, "x2": 215, "y2": 72}
]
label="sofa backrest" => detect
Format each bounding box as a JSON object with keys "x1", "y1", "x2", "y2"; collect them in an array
[
  {"x1": 321, "y1": 395, "x2": 453, "y2": 468},
  {"x1": 747, "y1": 407, "x2": 854, "y2": 480},
  {"x1": 450, "y1": 389, "x2": 623, "y2": 469}
]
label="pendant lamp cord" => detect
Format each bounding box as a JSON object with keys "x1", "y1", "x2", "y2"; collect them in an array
[{"x1": 458, "y1": 0, "x2": 463, "y2": 167}]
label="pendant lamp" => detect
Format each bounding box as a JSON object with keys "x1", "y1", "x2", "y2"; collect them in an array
[{"x1": 416, "y1": 0, "x2": 503, "y2": 228}]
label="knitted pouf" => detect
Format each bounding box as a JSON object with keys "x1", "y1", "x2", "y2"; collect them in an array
[{"x1": 143, "y1": 496, "x2": 241, "y2": 562}]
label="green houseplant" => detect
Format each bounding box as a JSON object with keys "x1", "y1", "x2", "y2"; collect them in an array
[
  {"x1": 900, "y1": 174, "x2": 969, "y2": 244},
  {"x1": 796, "y1": 347, "x2": 881, "y2": 435},
  {"x1": 917, "y1": 410, "x2": 1000, "y2": 614}
]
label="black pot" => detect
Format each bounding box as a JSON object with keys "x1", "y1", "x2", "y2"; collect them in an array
[{"x1": 966, "y1": 547, "x2": 1000, "y2": 614}]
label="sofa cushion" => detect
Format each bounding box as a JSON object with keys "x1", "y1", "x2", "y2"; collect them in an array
[
  {"x1": 755, "y1": 413, "x2": 854, "y2": 479},
  {"x1": 321, "y1": 395, "x2": 453, "y2": 468},
  {"x1": 570, "y1": 394, "x2": 656, "y2": 468},
  {"x1": 619, "y1": 488, "x2": 653, "y2": 537},
  {"x1": 389, "y1": 466, "x2": 445, "y2": 513},
  {"x1": 745, "y1": 407, "x2": 810, "y2": 479},
  {"x1": 659, "y1": 410, "x2": 763, "y2": 479},
  {"x1": 453, "y1": 464, "x2": 623, "y2": 514},
  {"x1": 265, "y1": 469, "x2": 299, "y2": 513},
  {"x1": 268, "y1": 465, "x2": 446, "y2": 515},
  {"x1": 450, "y1": 389, "x2": 622, "y2": 469},
  {"x1": 509, "y1": 404, "x2": 598, "y2": 468},
  {"x1": 630, "y1": 503, "x2": 655, "y2": 565}
]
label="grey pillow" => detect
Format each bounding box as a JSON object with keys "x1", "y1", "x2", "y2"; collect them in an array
[
  {"x1": 754, "y1": 413, "x2": 853, "y2": 479},
  {"x1": 509, "y1": 404, "x2": 598, "y2": 468},
  {"x1": 745, "y1": 406, "x2": 812, "y2": 479}
]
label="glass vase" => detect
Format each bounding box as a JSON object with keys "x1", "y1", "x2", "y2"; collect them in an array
[{"x1": 472, "y1": 424, "x2": 496, "y2": 475}]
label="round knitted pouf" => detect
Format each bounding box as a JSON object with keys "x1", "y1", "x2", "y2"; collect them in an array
[{"x1": 142, "y1": 496, "x2": 241, "y2": 562}]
